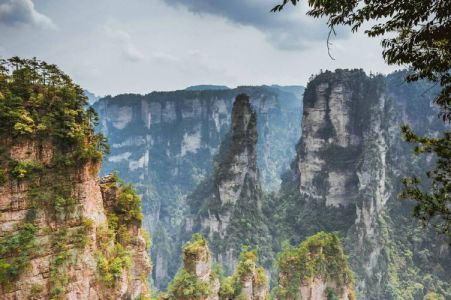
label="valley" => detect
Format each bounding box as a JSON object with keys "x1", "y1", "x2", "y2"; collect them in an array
[
  {"x1": 1, "y1": 59, "x2": 449, "y2": 299},
  {"x1": 94, "y1": 70, "x2": 450, "y2": 298}
]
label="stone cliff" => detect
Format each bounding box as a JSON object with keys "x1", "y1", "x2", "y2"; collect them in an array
[
  {"x1": 0, "y1": 58, "x2": 151, "y2": 299},
  {"x1": 94, "y1": 85, "x2": 303, "y2": 287},
  {"x1": 0, "y1": 141, "x2": 151, "y2": 299},
  {"x1": 277, "y1": 69, "x2": 451, "y2": 299},
  {"x1": 185, "y1": 94, "x2": 271, "y2": 274}
]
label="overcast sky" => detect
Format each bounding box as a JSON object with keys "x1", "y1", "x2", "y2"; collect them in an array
[{"x1": 0, "y1": 0, "x2": 398, "y2": 96}]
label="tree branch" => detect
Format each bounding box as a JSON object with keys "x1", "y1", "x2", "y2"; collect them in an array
[{"x1": 327, "y1": 27, "x2": 336, "y2": 60}]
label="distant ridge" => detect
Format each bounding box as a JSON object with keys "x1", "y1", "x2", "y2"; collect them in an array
[
  {"x1": 270, "y1": 84, "x2": 305, "y2": 95},
  {"x1": 185, "y1": 84, "x2": 230, "y2": 91}
]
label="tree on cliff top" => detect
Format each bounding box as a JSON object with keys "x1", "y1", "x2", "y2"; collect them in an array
[
  {"x1": 272, "y1": 0, "x2": 450, "y2": 241},
  {"x1": 0, "y1": 57, "x2": 109, "y2": 163}
]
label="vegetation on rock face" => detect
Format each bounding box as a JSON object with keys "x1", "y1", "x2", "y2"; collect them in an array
[
  {"x1": 182, "y1": 233, "x2": 208, "y2": 261},
  {"x1": 0, "y1": 57, "x2": 151, "y2": 299},
  {"x1": 158, "y1": 233, "x2": 358, "y2": 299},
  {"x1": 109, "y1": 173, "x2": 144, "y2": 224},
  {"x1": 96, "y1": 241, "x2": 131, "y2": 288},
  {"x1": 274, "y1": 232, "x2": 355, "y2": 300},
  {"x1": 0, "y1": 57, "x2": 109, "y2": 291},
  {"x1": 166, "y1": 269, "x2": 211, "y2": 300},
  {"x1": 0, "y1": 57, "x2": 108, "y2": 163},
  {"x1": 217, "y1": 246, "x2": 268, "y2": 300},
  {"x1": 272, "y1": 0, "x2": 451, "y2": 243},
  {"x1": 166, "y1": 234, "x2": 211, "y2": 300},
  {"x1": 10, "y1": 159, "x2": 43, "y2": 179},
  {"x1": 96, "y1": 174, "x2": 148, "y2": 290},
  {"x1": 0, "y1": 223, "x2": 36, "y2": 284}
]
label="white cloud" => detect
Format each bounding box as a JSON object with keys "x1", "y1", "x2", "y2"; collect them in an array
[
  {"x1": 162, "y1": 0, "x2": 345, "y2": 50},
  {"x1": 123, "y1": 44, "x2": 144, "y2": 62},
  {"x1": 0, "y1": 0, "x2": 395, "y2": 95},
  {"x1": 103, "y1": 24, "x2": 144, "y2": 62},
  {"x1": 0, "y1": 0, "x2": 55, "y2": 28},
  {"x1": 103, "y1": 25, "x2": 130, "y2": 41},
  {"x1": 151, "y1": 51, "x2": 179, "y2": 62}
]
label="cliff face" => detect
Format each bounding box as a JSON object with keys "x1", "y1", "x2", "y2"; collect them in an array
[
  {"x1": 297, "y1": 76, "x2": 365, "y2": 206},
  {"x1": 94, "y1": 85, "x2": 303, "y2": 287},
  {"x1": 0, "y1": 58, "x2": 151, "y2": 300},
  {"x1": 185, "y1": 94, "x2": 271, "y2": 274},
  {"x1": 278, "y1": 69, "x2": 451, "y2": 299},
  {"x1": 0, "y1": 140, "x2": 151, "y2": 300}
]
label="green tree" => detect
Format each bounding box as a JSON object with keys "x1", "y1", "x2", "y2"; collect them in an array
[
  {"x1": 272, "y1": 0, "x2": 450, "y2": 241},
  {"x1": 0, "y1": 57, "x2": 108, "y2": 163}
]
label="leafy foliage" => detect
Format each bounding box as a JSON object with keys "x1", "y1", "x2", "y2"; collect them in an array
[
  {"x1": 116, "y1": 183, "x2": 144, "y2": 223},
  {"x1": 96, "y1": 242, "x2": 131, "y2": 288},
  {"x1": 0, "y1": 223, "x2": 36, "y2": 285},
  {"x1": 218, "y1": 276, "x2": 235, "y2": 299},
  {"x1": 424, "y1": 292, "x2": 446, "y2": 300},
  {"x1": 400, "y1": 127, "x2": 450, "y2": 239},
  {"x1": 167, "y1": 269, "x2": 210, "y2": 300},
  {"x1": 10, "y1": 159, "x2": 43, "y2": 179},
  {"x1": 95, "y1": 174, "x2": 150, "y2": 292},
  {"x1": 0, "y1": 57, "x2": 108, "y2": 163},
  {"x1": 182, "y1": 233, "x2": 207, "y2": 261},
  {"x1": 165, "y1": 235, "x2": 268, "y2": 300},
  {"x1": 217, "y1": 246, "x2": 268, "y2": 299}
]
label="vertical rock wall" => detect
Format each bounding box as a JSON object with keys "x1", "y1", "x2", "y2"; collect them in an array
[
  {"x1": 278, "y1": 69, "x2": 451, "y2": 299},
  {"x1": 0, "y1": 139, "x2": 151, "y2": 299},
  {"x1": 185, "y1": 94, "x2": 272, "y2": 274}
]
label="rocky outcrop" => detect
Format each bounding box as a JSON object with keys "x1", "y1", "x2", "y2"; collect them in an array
[
  {"x1": 185, "y1": 94, "x2": 272, "y2": 273},
  {"x1": 217, "y1": 93, "x2": 259, "y2": 206},
  {"x1": 0, "y1": 139, "x2": 151, "y2": 299},
  {"x1": 230, "y1": 249, "x2": 269, "y2": 300},
  {"x1": 98, "y1": 175, "x2": 152, "y2": 299},
  {"x1": 165, "y1": 234, "x2": 268, "y2": 300},
  {"x1": 93, "y1": 85, "x2": 303, "y2": 288},
  {"x1": 275, "y1": 232, "x2": 355, "y2": 300},
  {"x1": 277, "y1": 69, "x2": 451, "y2": 299},
  {"x1": 165, "y1": 234, "x2": 219, "y2": 300},
  {"x1": 296, "y1": 70, "x2": 373, "y2": 206}
]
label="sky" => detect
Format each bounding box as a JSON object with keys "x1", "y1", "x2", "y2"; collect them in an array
[{"x1": 0, "y1": 0, "x2": 398, "y2": 96}]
